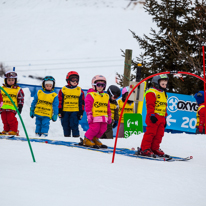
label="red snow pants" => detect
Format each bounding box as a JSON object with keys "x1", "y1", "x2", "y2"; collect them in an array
[
  {"x1": 1, "y1": 111, "x2": 18, "y2": 132},
  {"x1": 141, "y1": 114, "x2": 166, "y2": 151}
]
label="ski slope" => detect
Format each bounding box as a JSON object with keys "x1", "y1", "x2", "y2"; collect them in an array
[{"x1": 0, "y1": 1, "x2": 206, "y2": 206}]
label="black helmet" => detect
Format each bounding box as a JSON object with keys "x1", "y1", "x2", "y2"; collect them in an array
[
  {"x1": 107, "y1": 85, "x2": 121, "y2": 98},
  {"x1": 42, "y1": 76, "x2": 55, "y2": 90},
  {"x1": 151, "y1": 74, "x2": 169, "y2": 90}
]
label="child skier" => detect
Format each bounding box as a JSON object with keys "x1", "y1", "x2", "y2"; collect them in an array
[
  {"x1": 117, "y1": 86, "x2": 134, "y2": 137},
  {"x1": 194, "y1": 91, "x2": 205, "y2": 134},
  {"x1": 83, "y1": 75, "x2": 112, "y2": 148},
  {"x1": 0, "y1": 71, "x2": 24, "y2": 135},
  {"x1": 58, "y1": 71, "x2": 85, "y2": 137},
  {"x1": 101, "y1": 85, "x2": 121, "y2": 139},
  {"x1": 30, "y1": 76, "x2": 59, "y2": 137},
  {"x1": 139, "y1": 74, "x2": 168, "y2": 157}
]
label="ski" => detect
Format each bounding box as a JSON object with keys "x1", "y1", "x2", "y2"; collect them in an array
[
  {"x1": 0, "y1": 135, "x2": 193, "y2": 161},
  {"x1": 133, "y1": 148, "x2": 193, "y2": 162},
  {"x1": 0, "y1": 134, "x2": 15, "y2": 138}
]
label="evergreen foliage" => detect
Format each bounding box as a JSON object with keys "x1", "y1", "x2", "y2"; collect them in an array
[{"x1": 117, "y1": 0, "x2": 206, "y2": 95}]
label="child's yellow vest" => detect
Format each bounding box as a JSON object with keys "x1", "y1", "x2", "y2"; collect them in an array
[
  {"x1": 117, "y1": 99, "x2": 134, "y2": 123},
  {"x1": 145, "y1": 88, "x2": 167, "y2": 116},
  {"x1": 62, "y1": 86, "x2": 81, "y2": 112},
  {"x1": 1, "y1": 86, "x2": 20, "y2": 111},
  {"x1": 34, "y1": 90, "x2": 57, "y2": 118},
  {"x1": 88, "y1": 92, "x2": 109, "y2": 117}
]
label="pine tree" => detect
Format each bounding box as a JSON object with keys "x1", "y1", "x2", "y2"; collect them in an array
[{"x1": 117, "y1": 0, "x2": 206, "y2": 95}]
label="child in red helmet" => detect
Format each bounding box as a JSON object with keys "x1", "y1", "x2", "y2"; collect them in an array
[
  {"x1": 58, "y1": 71, "x2": 85, "y2": 137},
  {"x1": 83, "y1": 75, "x2": 112, "y2": 148},
  {"x1": 0, "y1": 71, "x2": 24, "y2": 135}
]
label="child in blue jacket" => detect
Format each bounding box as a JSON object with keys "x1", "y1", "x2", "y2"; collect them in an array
[{"x1": 30, "y1": 76, "x2": 59, "y2": 137}]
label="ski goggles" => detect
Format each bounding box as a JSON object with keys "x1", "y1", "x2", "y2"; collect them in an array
[
  {"x1": 5, "y1": 72, "x2": 17, "y2": 78},
  {"x1": 44, "y1": 76, "x2": 55, "y2": 81},
  {"x1": 95, "y1": 82, "x2": 106, "y2": 88},
  {"x1": 70, "y1": 77, "x2": 79, "y2": 83}
]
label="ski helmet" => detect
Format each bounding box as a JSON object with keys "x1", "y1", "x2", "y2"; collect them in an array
[
  {"x1": 107, "y1": 85, "x2": 121, "y2": 99},
  {"x1": 151, "y1": 74, "x2": 169, "y2": 90},
  {"x1": 91, "y1": 75, "x2": 107, "y2": 90},
  {"x1": 4, "y1": 71, "x2": 18, "y2": 85},
  {"x1": 66, "y1": 71, "x2": 79, "y2": 86},
  {"x1": 42, "y1": 76, "x2": 55, "y2": 90},
  {"x1": 194, "y1": 91, "x2": 204, "y2": 105},
  {"x1": 122, "y1": 86, "x2": 129, "y2": 95}
]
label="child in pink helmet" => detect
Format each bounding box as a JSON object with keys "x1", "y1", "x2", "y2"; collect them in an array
[{"x1": 83, "y1": 75, "x2": 112, "y2": 148}]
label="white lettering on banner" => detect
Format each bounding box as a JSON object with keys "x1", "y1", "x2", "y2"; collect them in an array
[
  {"x1": 124, "y1": 131, "x2": 142, "y2": 138},
  {"x1": 181, "y1": 117, "x2": 197, "y2": 129},
  {"x1": 167, "y1": 114, "x2": 176, "y2": 126}
]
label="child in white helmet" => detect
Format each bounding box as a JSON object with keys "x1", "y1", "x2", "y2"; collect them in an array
[
  {"x1": 0, "y1": 71, "x2": 24, "y2": 135},
  {"x1": 30, "y1": 76, "x2": 59, "y2": 137},
  {"x1": 83, "y1": 75, "x2": 112, "y2": 148}
]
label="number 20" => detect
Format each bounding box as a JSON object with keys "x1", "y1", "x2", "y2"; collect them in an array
[{"x1": 181, "y1": 117, "x2": 197, "y2": 129}]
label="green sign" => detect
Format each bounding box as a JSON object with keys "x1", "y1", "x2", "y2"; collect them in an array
[{"x1": 124, "y1": 113, "x2": 143, "y2": 138}]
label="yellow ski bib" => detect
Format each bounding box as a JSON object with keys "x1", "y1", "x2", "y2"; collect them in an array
[
  {"x1": 145, "y1": 88, "x2": 167, "y2": 116},
  {"x1": 62, "y1": 86, "x2": 81, "y2": 112},
  {"x1": 117, "y1": 99, "x2": 134, "y2": 123},
  {"x1": 89, "y1": 92, "x2": 109, "y2": 117},
  {"x1": 1, "y1": 86, "x2": 20, "y2": 111},
  {"x1": 110, "y1": 102, "x2": 118, "y2": 120},
  {"x1": 34, "y1": 90, "x2": 57, "y2": 118}
]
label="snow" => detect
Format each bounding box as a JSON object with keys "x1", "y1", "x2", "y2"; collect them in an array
[{"x1": 0, "y1": 1, "x2": 206, "y2": 206}]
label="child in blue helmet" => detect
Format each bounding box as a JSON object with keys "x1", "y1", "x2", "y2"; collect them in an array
[
  {"x1": 194, "y1": 91, "x2": 205, "y2": 134},
  {"x1": 30, "y1": 76, "x2": 59, "y2": 137}
]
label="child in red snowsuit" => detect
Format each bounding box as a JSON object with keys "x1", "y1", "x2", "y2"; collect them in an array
[
  {"x1": 0, "y1": 71, "x2": 24, "y2": 135},
  {"x1": 140, "y1": 74, "x2": 168, "y2": 157},
  {"x1": 194, "y1": 91, "x2": 205, "y2": 134}
]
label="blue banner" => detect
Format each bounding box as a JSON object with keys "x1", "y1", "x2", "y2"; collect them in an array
[{"x1": 142, "y1": 92, "x2": 198, "y2": 133}]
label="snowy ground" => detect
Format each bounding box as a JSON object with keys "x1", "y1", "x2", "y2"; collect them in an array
[{"x1": 0, "y1": 1, "x2": 206, "y2": 206}]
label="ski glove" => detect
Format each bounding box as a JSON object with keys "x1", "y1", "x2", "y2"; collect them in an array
[
  {"x1": 112, "y1": 121, "x2": 118, "y2": 128},
  {"x1": 78, "y1": 110, "x2": 84, "y2": 120},
  {"x1": 58, "y1": 108, "x2": 64, "y2": 118},
  {"x1": 87, "y1": 115, "x2": 93, "y2": 124},
  {"x1": 52, "y1": 114, "x2": 58, "y2": 122},
  {"x1": 150, "y1": 114, "x2": 158, "y2": 123},
  {"x1": 18, "y1": 104, "x2": 23, "y2": 114},
  {"x1": 30, "y1": 108, "x2": 34, "y2": 118}
]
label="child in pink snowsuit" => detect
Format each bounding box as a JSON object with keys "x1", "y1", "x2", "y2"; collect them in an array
[{"x1": 83, "y1": 75, "x2": 112, "y2": 148}]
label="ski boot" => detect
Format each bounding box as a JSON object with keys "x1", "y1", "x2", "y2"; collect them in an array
[{"x1": 92, "y1": 137, "x2": 107, "y2": 149}]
